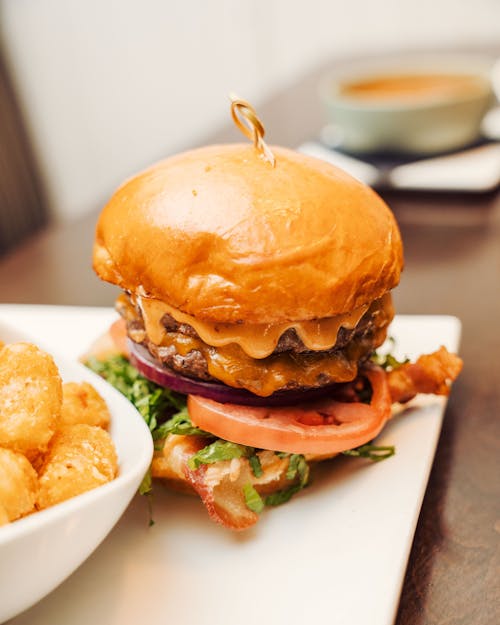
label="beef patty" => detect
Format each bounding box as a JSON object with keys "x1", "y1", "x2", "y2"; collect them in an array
[{"x1": 117, "y1": 294, "x2": 394, "y2": 390}]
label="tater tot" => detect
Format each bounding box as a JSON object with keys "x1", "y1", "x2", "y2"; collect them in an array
[
  {"x1": 0, "y1": 447, "x2": 38, "y2": 521},
  {"x1": 0, "y1": 503, "x2": 9, "y2": 526},
  {"x1": 37, "y1": 424, "x2": 118, "y2": 510},
  {"x1": 0, "y1": 343, "x2": 62, "y2": 460},
  {"x1": 61, "y1": 381, "x2": 111, "y2": 429}
]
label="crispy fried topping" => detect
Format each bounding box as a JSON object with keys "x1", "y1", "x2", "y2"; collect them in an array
[{"x1": 387, "y1": 346, "x2": 463, "y2": 404}]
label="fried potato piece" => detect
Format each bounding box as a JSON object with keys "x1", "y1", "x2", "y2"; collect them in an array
[
  {"x1": 0, "y1": 343, "x2": 62, "y2": 460},
  {"x1": 37, "y1": 424, "x2": 118, "y2": 510},
  {"x1": 0, "y1": 503, "x2": 9, "y2": 526},
  {"x1": 61, "y1": 382, "x2": 111, "y2": 429},
  {"x1": 0, "y1": 447, "x2": 38, "y2": 522}
]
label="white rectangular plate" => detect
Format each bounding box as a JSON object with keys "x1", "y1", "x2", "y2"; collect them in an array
[{"x1": 0, "y1": 305, "x2": 461, "y2": 625}]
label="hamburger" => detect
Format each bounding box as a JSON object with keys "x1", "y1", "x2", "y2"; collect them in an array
[{"x1": 90, "y1": 114, "x2": 461, "y2": 530}]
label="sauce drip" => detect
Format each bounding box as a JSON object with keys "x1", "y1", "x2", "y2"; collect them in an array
[{"x1": 138, "y1": 297, "x2": 372, "y2": 359}]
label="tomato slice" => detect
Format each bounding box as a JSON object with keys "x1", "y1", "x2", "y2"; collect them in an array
[
  {"x1": 109, "y1": 318, "x2": 129, "y2": 357},
  {"x1": 187, "y1": 366, "x2": 392, "y2": 455}
]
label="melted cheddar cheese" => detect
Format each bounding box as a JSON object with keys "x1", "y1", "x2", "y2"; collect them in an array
[
  {"x1": 155, "y1": 330, "x2": 370, "y2": 396},
  {"x1": 137, "y1": 297, "x2": 372, "y2": 359},
  {"x1": 119, "y1": 293, "x2": 393, "y2": 396}
]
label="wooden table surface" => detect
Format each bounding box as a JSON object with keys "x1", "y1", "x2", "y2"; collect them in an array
[{"x1": 1, "y1": 59, "x2": 499, "y2": 625}]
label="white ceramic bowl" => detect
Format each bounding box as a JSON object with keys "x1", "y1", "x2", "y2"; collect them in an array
[
  {"x1": 319, "y1": 53, "x2": 495, "y2": 155},
  {"x1": 0, "y1": 322, "x2": 153, "y2": 623}
]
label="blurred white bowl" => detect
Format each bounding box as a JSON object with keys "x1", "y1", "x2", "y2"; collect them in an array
[
  {"x1": 319, "y1": 53, "x2": 496, "y2": 155},
  {"x1": 0, "y1": 322, "x2": 153, "y2": 623}
]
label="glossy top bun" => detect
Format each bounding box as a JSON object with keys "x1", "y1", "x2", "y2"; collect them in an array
[{"x1": 94, "y1": 144, "x2": 403, "y2": 324}]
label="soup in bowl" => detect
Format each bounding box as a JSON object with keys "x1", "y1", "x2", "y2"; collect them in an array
[{"x1": 320, "y1": 56, "x2": 495, "y2": 154}]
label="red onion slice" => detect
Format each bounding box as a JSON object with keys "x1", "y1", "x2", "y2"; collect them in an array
[{"x1": 128, "y1": 341, "x2": 343, "y2": 407}]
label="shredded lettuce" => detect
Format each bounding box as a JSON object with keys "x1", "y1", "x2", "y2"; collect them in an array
[{"x1": 86, "y1": 355, "x2": 187, "y2": 437}]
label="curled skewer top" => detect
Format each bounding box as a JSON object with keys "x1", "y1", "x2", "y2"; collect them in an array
[{"x1": 230, "y1": 95, "x2": 276, "y2": 167}]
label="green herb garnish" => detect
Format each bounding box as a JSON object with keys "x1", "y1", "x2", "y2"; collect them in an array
[
  {"x1": 243, "y1": 453, "x2": 311, "y2": 512},
  {"x1": 187, "y1": 440, "x2": 250, "y2": 470},
  {"x1": 86, "y1": 354, "x2": 192, "y2": 511},
  {"x1": 285, "y1": 454, "x2": 310, "y2": 485},
  {"x1": 264, "y1": 484, "x2": 303, "y2": 507},
  {"x1": 243, "y1": 483, "x2": 265, "y2": 514},
  {"x1": 371, "y1": 337, "x2": 409, "y2": 371},
  {"x1": 248, "y1": 454, "x2": 263, "y2": 478},
  {"x1": 138, "y1": 467, "x2": 153, "y2": 495},
  {"x1": 263, "y1": 453, "x2": 310, "y2": 507},
  {"x1": 86, "y1": 355, "x2": 186, "y2": 436},
  {"x1": 342, "y1": 444, "x2": 395, "y2": 462},
  {"x1": 187, "y1": 439, "x2": 266, "y2": 476},
  {"x1": 138, "y1": 468, "x2": 155, "y2": 526},
  {"x1": 153, "y1": 407, "x2": 211, "y2": 440}
]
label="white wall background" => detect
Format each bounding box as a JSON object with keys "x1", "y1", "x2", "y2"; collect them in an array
[{"x1": 2, "y1": 0, "x2": 500, "y2": 221}]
